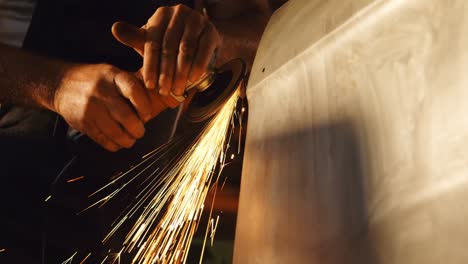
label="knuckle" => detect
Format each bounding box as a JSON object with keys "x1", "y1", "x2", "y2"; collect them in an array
[
  {"x1": 132, "y1": 126, "x2": 145, "y2": 139},
  {"x1": 162, "y1": 48, "x2": 176, "y2": 57},
  {"x1": 122, "y1": 137, "x2": 136, "y2": 148},
  {"x1": 123, "y1": 77, "x2": 140, "y2": 95},
  {"x1": 122, "y1": 113, "x2": 137, "y2": 127},
  {"x1": 179, "y1": 53, "x2": 195, "y2": 67},
  {"x1": 105, "y1": 142, "x2": 119, "y2": 152},
  {"x1": 115, "y1": 132, "x2": 127, "y2": 142},
  {"x1": 108, "y1": 146, "x2": 119, "y2": 152},
  {"x1": 162, "y1": 48, "x2": 176, "y2": 58},
  {"x1": 86, "y1": 83, "x2": 99, "y2": 96},
  {"x1": 154, "y1": 6, "x2": 169, "y2": 18},
  {"x1": 174, "y1": 4, "x2": 189, "y2": 13},
  {"x1": 162, "y1": 40, "x2": 177, "y2": 56},
  {"x1": 87, "y1": 75, "x2": 105, "y2": 90},
  {"x1": 86, "y1": 97, "x2": 100, "y2": 109},
  {"x1": 96, "y1": 134, "x2": 107, "y2": 145},
  {"x1": 159, "y1": 74, "x2": 171, "y2": 84},
  {"x1": 127, "y1": 89, "x2": 141, "y2": 103},
  {"x1": 147, "y1": 40, "x2": 162, "y2": 52},
  {"x1": 179, "y1": 40, "x2": 196, "y2": 56},
  {"x1": 108, "y1": 128, "x2": 121, "y2": 139},
  {"x1": 87, "y1": 85, "x2": 103, "y2": 99},
  {"x1": 101, "y1": 64, "x2": 119, "y2": 75},
  {"x1": 115, "y1": 133, "x2": 132, "y2": 146},
  {"x1": 96, "y1": 135, "x2": 116, "y2": 151}
]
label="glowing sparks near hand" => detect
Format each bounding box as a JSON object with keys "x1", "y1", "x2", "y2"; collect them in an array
[{"x1": 85, "y1": 89, "x2": 241, "y2": 263}]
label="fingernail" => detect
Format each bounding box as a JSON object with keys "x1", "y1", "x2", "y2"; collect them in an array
[
  {"x1": 137, "y1": 126, "x2": 145, "y2": 138},
  {"x1": 174, "y1": 89, "x2": 184, "y2": 97},
  {"x1": 159, "y1": 89, "x2": 168, "y2": 96},
  {"x1": 126, "y1": 140, "x2": 136, "y2": 149},
  {"x1": 143, "y1": 114, "x2": 152, "y2": 122},
  {"x1": 146, "y1": 80, "x2": 155, "y2": 90},
  {"x1": 110, "y1": 146, "x2": 120, "y2": 152}
]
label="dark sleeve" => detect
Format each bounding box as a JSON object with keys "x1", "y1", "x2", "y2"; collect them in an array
[
  {"x1": 23, "y1": 0, "x2": 158, "y2": 71},
  {"x1": 22, "y1": 0, "x2": 65, "y2": 57}
]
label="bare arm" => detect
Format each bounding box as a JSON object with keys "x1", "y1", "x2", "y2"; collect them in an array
[
  {"x1": 202, "y1": 0, "x2": 272, "y2": 69},
  {"x1": 0, "y1": 44, "x2": 156, "y2": 151},
  {"x1": 0, "y1": 43, "x2": 65, "y2": 110}
]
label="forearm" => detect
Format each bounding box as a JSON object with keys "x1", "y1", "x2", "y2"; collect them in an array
[
  {"x1": 213, "y1": 14, "x2": 270, "y2": 70},
  {"x1": 206, "y1": 4, "x2": 271, "y2": 70},
  {"x1": 0, "y1": 44, "x2": 68, "y2": 111}
]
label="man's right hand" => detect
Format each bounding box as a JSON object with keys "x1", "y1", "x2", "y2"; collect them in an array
[{"x1": 53, "y1": 64, "x2": 153, "y2": 152}]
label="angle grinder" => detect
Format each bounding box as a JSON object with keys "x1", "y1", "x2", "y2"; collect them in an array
[{"x1": 183, "y1": 58, "x2": 245, "y2": 123}]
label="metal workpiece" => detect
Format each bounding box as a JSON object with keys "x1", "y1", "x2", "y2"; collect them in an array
[{"x1": 234, "y1": 0, "x2": 468, "y2": 263}]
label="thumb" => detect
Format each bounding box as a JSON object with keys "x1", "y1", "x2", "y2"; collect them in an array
[{"x1": 112, "y1": 21, "x2": 145, "y2": 56}]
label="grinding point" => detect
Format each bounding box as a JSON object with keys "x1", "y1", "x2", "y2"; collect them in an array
[{"x1": 185, "y1": 58, "x2": 245, "y2": 123}]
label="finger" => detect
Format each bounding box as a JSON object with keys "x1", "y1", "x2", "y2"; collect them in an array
[
  {"x1": 106, "y1": 97, "x2": 145, "y2": 140},
  {"x1": 86, "y1": 123, "x2": 121, "y2": 152},
  {"x1": 172, "y1": 12, "x2": 205, "y2": 96},
  {"x1": 158, "y1": 5, "x2": 191, "y2": 96},
  {"x1": 114, "y1": 71, "x2": 152, "y2": 122},
  {"x1": 161, "y1": 92, "x2": 182, "y2": 109},
  {"x1": 146, "y1": 88, "x2": 168, "y2": 116},
  {"x1": 95, "y1": 106, "x2": 137, "y2": 149},
  {"x1": 144, "y1": 7, "x2": 171, "y2": 90},
  {"x1": 111, "y1": 21, "x2": 146, "y2": 56},
  {"x1": 189, "y1": 23, "x2": 219, "y2": 82}
]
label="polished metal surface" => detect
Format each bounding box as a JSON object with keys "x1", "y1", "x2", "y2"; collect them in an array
[{"x1": 234, "y1": 0, "x2": 468, "y2": 263}]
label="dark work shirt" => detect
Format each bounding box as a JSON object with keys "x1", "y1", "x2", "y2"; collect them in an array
[
  {"x1": 25, "y1": 0, "x2": 195, "y2": 69},
  {"x1": 0, "y1": 1, "x2": 195, "y2": 262}
]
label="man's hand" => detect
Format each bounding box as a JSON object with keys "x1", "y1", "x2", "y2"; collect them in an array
[
  {"x1": 54, "y1": 64, "x2": 153, "y2": 152},
  {"x1": 112, "y1": 4, "x2": 221, "y2": 97}
]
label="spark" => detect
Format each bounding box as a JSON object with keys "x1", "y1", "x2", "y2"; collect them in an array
[
  {"x1": 44, "y1": 195, "x2": 52, "y2": 202},
  {"x1": 61, "y1": 251, "x2": 77, "y2": 264},
  {"x1": 230, "y1": 154, "x2": 235, "y2": 160},
  {"x1": 100, "y1": 255, "x2": 109, "y2": 264},
  {"x1": 238, "y1": 100, "x2": 246, "y2": 154},
  {"x1": 209, "y1": 215, "x2": 220, "y2": 246},
  {"x1": 85, "y1": 89, "x2": 241, "y2": 263},
  {"x1": 79, "y1": 253, "x2": 92, "y2": 264},
  {"x1": 105, "y1": 249, "x2": 123, "y2": 264},
  {"x1": 220, "y1": 176, "x2": 228, "y2": 190},
  {"x1": 0, "y1": 249, "x2": 5, "y2": 253},
  {"x1": 67, "y1": 176, "x2": 85, "y2": 183}
]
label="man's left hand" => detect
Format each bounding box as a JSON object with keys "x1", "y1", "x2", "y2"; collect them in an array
[{"x1": 112, "y1": 4, "x2": 221, "y2": 97}]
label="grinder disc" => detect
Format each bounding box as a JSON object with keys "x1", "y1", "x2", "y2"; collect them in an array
[{"x1": 185, "y1": 58, "x2": 245, "y2": 123}]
